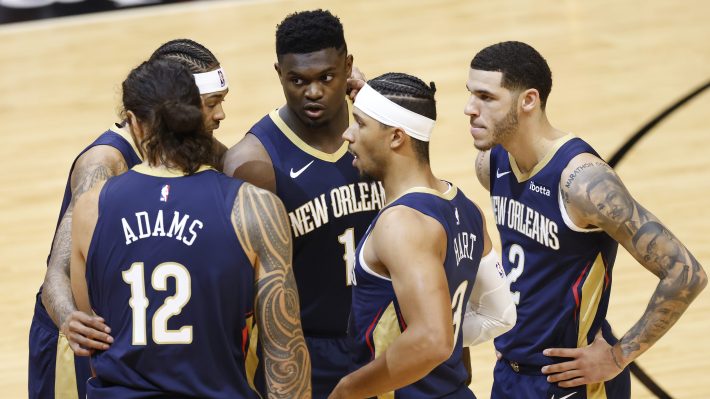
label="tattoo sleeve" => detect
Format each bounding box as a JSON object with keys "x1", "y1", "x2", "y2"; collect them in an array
[
  {"x1": 562, "y1": 159, "x2": 707, "y2": 363},
  {"x1": 232, "y1": 184, "x2": 311, "y2": 399},
  {"x1": 42, "y1": 155, "x2": 127, "y2": 327}
]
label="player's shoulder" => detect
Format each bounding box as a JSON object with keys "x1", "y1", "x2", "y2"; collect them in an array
[
  {"x1": 223, "y1": 133, "x2": 276, "y2": 192},
  {"x1": 376, "y1": 204, "x2": 445, "y2": 241},
  {"x1": 560, "y1": 152, "x2": 612, "y2": 192},
  {"x1": 74, "y1": 142, "x2": 127, "y2": 174},
  {"x1": 235, "y1": 181, "x2": 285, "y2": 212}
]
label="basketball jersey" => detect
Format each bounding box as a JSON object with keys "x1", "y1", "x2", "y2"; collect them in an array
[
  {"x1": 249, "y1": 109, "x2": 384, "y2": 336},
  {"x1": 33, "y1": 124, "x2": 142, "y2": 332},
  {"x1": 349, "y1": 185, "x2": 483, "y2": 399},
  {"x1": 489, "y1": 135, "x2": 619, "y2": 367},
  {"x1": 86, "y1": 165, "x2": 258, "y2": 398}
]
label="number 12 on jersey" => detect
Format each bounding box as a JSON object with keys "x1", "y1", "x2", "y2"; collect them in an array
[{"x1": 123, "y1": 262, "x2": 193, "y2": 345}]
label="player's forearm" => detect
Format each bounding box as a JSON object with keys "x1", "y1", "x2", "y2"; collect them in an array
[
  {"x1": 616, "y1": 257, "x2": 706, "y2": 365},
  {"x1": 463, "y1": 250, "x2": 516, "y2": 346},
  {"x1": 41, "y1": 214, "x2": 78, "y2": 327},
  {"x1": 334, "y1": 328, "x2": 451, "y2": 398}
]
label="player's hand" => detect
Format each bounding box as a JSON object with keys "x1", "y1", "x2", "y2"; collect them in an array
[
  {"x1": 541, "y1": 330, "x2": 625, "y2": 387},
  {"x1": 347, "y1": 66, "x2": 367, "y2": 101},
  {"x1": 61, "y1": 311, "x2": 113, "y2": 356}
]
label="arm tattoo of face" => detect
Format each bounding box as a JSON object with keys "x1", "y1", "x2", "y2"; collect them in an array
[
  {"x1": 232, "y1": 184, "x2": 311, "y2": 398},
  {"x1": 43, "y1": 158, "x2": 127, "y2": 326},
  {"x1": 567, "y1": 162, "x2": 707, "y2": 360}
]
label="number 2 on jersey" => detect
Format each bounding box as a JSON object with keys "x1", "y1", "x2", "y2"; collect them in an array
[
  {"x1": 123, "y1": 262, "x2": 193, "y2": 345},
  {"x1": 507, "y1": 244, "x2": 525, "y2": 305}
]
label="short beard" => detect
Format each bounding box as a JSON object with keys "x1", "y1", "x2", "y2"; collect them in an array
[{"x1": 475, "y1": 104, "x2": 518, "y2": 151}]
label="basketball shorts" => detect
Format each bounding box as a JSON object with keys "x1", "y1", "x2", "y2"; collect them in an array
[
  {"x1": 28, "y1": 294, "x2": 91, "y2": 399},
  {"x1": 491, "y1": 357, "x2": 630, "y2": 399},
  {"x1": 306, "y1": 335, "x2": 355, "y2": 399}
]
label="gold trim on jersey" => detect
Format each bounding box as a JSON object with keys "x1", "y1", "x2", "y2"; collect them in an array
[
  {"x1": 109, "y1": 123, "x2": 144, "y2": 161},
  {"x1": 386, "y1": 182, "x2": 458, "y2": 205},
  {"x1": 508, "y1": 134, "x2": 574, "y2": 182},
  {"x1": 268, "y1": 109, "x2": 349, "y2": 162},
  {"x1": 55, "y1": 333, "x2": 79, "y2": 399},
  {"x1": 132, "y1": 163, "x2": 215, "y2": 177},
  {"x1": 244, "y1": 314, "x2": 263, "y2": 398},
  {"x1": 578, "y1": 253, "x2": 607, "y2": 398},
  {"x1": 373, "y1": 302, "x2": 401, "y2": 399}
]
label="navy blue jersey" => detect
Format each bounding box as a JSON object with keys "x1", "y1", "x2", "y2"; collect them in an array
[
  {"x1": 85, "y1": 165, "x2": 258, "y2": 399},
  {"x1": 33, "y1": 124, "x2": 142, "y2": 342},
  {"x1": 490, "y1": 136, "x2": 618, "y2": 367},
  {"x1": 350, "y1": 186, "x2": 483, "y2": 398},
  {"x1": 250, "y1": 110, "x2": 383, "y2": 336}
]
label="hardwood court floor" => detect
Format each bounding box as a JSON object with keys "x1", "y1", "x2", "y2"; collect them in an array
[{"x1": 1, "y1": 0, "x2": 708, "y2": 397}]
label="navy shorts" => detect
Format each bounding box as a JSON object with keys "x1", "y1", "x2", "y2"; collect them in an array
[
  {"x1": 28, "y1": 294, "x2": 91, "y2": 399},
  {"x1": 305, "y1": 335, "x2": 355, "y2": 399},
  {"x1": 491, "y1": 358, "x2": 630, "y2": 399}
]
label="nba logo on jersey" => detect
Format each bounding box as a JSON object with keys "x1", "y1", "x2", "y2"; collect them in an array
[
  {"x1": 218, "y1": 70, "x2": 225, "y2": 87},
  {"x1": 160, "y1": 184, "x2": 170, "y2": 202}
]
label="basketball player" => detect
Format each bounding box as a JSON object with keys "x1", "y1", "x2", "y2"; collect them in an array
[
  {"x1": 29, "y1": 39, "x2": 229, "y2": 399},
  {"x1": 465, "y1": 41, "x2": 707, "y2": 398},
  {"x1": 223, "y1": 10, "x2": 384, "y2": 397},
  {"x1": 69, "y1": 58, "x2": 310, "y2": 398},
  {"x1": 329, "y1": 73, "x2": 515, "y2": 398}
]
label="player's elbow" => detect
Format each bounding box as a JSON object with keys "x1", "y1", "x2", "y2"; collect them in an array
[
  {"x1": 413, "y1": 326, "x2": 454, "y2": 366},
  {"x1": 501, "y1": 302, "x2": 517, "y2": 332},
  {"x1": 690, "y1": 265, "x2": 708, "y2": 297}
]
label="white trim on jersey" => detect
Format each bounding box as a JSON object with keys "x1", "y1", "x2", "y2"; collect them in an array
[{"x1": 358, "y1": 233, "x2": 392, "y2": 282}]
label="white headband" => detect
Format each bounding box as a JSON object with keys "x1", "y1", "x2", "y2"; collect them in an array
[
  {"x1": 193, "y1": 67, "x2": 229, "y2": 94},
  {"x1": 354, "y1": 83, "x2": 435, "y2": 142}
]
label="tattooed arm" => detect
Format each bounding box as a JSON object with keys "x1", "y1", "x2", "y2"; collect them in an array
[
  {"x1": 231, "y1": 183, "x2": 311, "y2": 399},
  {"x1": 42, "y1": 146, "x2": 127, "y2": 354},
  {"x1": 474, "y1": 150, "x2": 491, "y2": 191},
  {"x1": 542, "y1": 153, "x2": 707, "y2": 387}
]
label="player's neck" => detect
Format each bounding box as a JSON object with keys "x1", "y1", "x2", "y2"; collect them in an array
[
  {"x1": 279, "y1": 102, "x2": 349, "y2": 154},
  {"x1": 504, "y1": 117, "x2": 566, "y2": 175},
  {"x1": 382, "y1": 161, "x2": 444, "y2": 203}
]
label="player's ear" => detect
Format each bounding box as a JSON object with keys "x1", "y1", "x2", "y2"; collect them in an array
[
  {"x1": 126, "y1": 110, "x2": 146, "y2": 142},
  {"x1": 345, "y1": 54, "x2": 353, "y2": 77},
  {"x1": 274, "y1": 62, "x2": 282, "y2": 78},
  {"x1": 520, "y1": 88, "x2": 539, "y2": 113},
  {"x1": 390, "y1": 127, "x2": 406, "y2": 150}
]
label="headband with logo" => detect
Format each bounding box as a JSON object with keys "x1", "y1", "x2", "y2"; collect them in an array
[
  {"x1": 193, "y1": 67, "x2": 228, "y2": 94},
  {"x1": 353, "y1": 83, "x2": 435, "y2": 142}
]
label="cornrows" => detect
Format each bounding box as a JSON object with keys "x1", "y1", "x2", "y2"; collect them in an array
[
  {"x1": 149, "y1": 38, "x2": 220, "y2": 73},
  {"x1": 369, "y1": 72, "x2": 437, "y2": 120}
]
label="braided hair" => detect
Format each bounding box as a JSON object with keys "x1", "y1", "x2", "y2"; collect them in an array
[
  {"x1": 149, "y1": 38, "x2": 220, "y2": 73},
  {"x1": 368, "y1": 72, "x2": 436, "y2": 163}
]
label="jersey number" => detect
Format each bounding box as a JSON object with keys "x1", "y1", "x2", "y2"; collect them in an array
[
  {"x1": 451, "y1": 281, "x2": 469, "y2": 341},
  {"x1": 122, "y1": 262, "x2": 193, "y2": 345},
  {"x1": 338, "y1": 228, "x2": 356, "y2": 286},
  {"x1": 507, "y1": 244, "x2": 525, "y2": 305}
]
